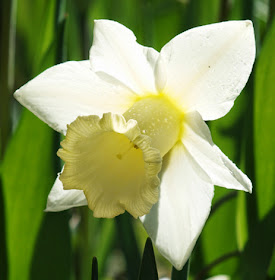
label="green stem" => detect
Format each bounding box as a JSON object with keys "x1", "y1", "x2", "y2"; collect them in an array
[
  {"x1": 0, "y1": 0, "x2": 17, "y2": 279},
  {"x1": 76, "y1": 0, "x2": 92, "y2": 59},
  {"x1": 79, "y1": 10, "x2": 89, "y2": 59},
  {"x1": 95, "y1": 219, "x2": 115, "y2": 277},
  {"x1": 194, "y1": 251, "x2": 240, "y2": 280},
  {"x1": 242, "y1": 0, "x2": 254, "y2": 20},
  {"x1": 138, "y1": 238, "x2": 158, "y2": 280},
  {"x1": 74, "y1": 208, "x2": 100, "y2": 280},
  {"x1": 269, "y1": 0, "x2": 275, "y2": 24},
  {"x1": 210, "y1": 191, "x2": 237, "y2": 217},
  {"x1": 115, "y1": 213, "x2": 141, "y2": 280},
  {"x1": 0, "y1": 179, "x2": 8, "y2": 280},
  {"x1": 91, "y1": 257, "x2": 98, "y2": 280},
  {"x1": 241, "y1": 0, "x2": 258, "y2": 242},
  {"x1": 140, "y1": 0, "x2": 154, "y2": 46},
  {"x1": 55, "y1": 0, "x2": 67, "y2": 64},
  {"x1": 219, "y1": 0, "x2": 230, "y2": 21},
  {"x1": 0, "y1": 0, "x2": 17, "y2": 159},
  {"x1": 243, "y1": 73, "x2": 258, "y2": 238}
]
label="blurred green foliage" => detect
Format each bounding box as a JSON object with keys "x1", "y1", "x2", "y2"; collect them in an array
[{"x1": 0, "y1": 0, "x2": 274, "y2": 279}]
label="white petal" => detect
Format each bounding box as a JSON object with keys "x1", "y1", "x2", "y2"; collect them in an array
[
  {"x1": 182, "y1": 111, "x2": 252, "y2": 192},
  {"x1": 206, "y1": 276, "x2": 230, "y2": 280},
  {"x1": 154, "y1": 56, "x2": 167, "y2": 92},
  {"x1": 14, "y1": 61, "x2": 136, "y2": 134},
  {"x1": 161, "y1": 20, "x2": 255, "y2": 120},
  {"x1": 90, "y1": 20, "x2": 159, "y2": 94},
  {"x1": 141, "y1": 143, "x2": 214, "y2": 270},
  {"x1": 46, "y1": 173, "x2": 87, "y2": 212}
]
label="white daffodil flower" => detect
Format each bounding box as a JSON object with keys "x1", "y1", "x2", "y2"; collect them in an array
[{"x1": 14, "y1": 19, "x2": 255, "y2": 270}]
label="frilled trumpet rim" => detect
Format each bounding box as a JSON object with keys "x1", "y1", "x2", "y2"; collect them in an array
[{"x1": 58, "y1": 113, "x2": 162, "y2": 218}]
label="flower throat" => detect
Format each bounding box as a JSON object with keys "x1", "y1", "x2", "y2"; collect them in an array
[{"x1": 123, "y1": 94, "x2": 184, "y2": 157}]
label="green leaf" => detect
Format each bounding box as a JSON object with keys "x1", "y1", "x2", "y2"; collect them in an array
[
  {"x1": 199, "y1": 190, "x2": 239, "y2": 276},
  {"x1": 182, "y1": 0, "x2": 220, "y2": 31},
  {"x1": 254, "y1": 14, "x2": 275, "y2": 220},
  {"x1": 16, "y1": 0, "x2": 56, "y2": 77},
  {"x1": 2, "y1": 110, "x2": 55, "y2": 280},
  {"x1": 74, "y1": 208, "x2": 101, "y2": 280},
  {"x1": 138, "y1": 238, "x2": 158, "y2": 280},
  {"x1": 30, "y1": 212, "x2": 72, "y2": 280},
  {"x1": 73, "y1": 209, "x2": 115, "y2": 280},
  {"x1": 268, "y1": 247, "x2": 275, "y2": 278},
  {"x1": 236, "y1": 192, "x2": 248, "y2": 250},
  {"x1": 115, "y1": 213, "x2": 141, "y2": 280},
  {"x1": 0, "y1": 1, "x2": 17, "y2": 277},
  {"x1": 240, "y1": 206, "x2": 275, "y2": 279},
  {"x1": 198, "y1": 90, "x2": 248, "y2": 277},
  {"x1": 95, "y1": 219, "x2": 116, "y2": 276},
  {"x1": 0, "y1": 179, "x2": 8, "y2": 280},
  {"x1": 237, "y1": 14, "x2": 275, "y2": 280},
  {"x1": 150, "y1": 1, "x2": 184, "y2": 50},
  {"x1": 91, "y1": 257, "x2": 98, "y2": 280}
]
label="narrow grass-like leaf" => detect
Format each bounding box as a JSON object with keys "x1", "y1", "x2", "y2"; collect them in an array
[
  {"x1": 267, "y1": 247, "x2": 275, "y2": 278},
  {"x1": 199, "y1": 192, "x2": 239, "y2": 276},
  {"x1": 30, "y1": 212, "x2": 71, "y2": 280},
  {"x1": 1, "y1": 0, "x2": 65, "y2": 279},
  {"x1": 246, "y1": 14, "x2": 275, "y2": 280},
  {"x1": 199, "y1": 92, "x2": 247, "y2": 277},
  {"x1": 74, "y1": 208, "x2": 101, "y2": 280},
  {"x1": 16, "y1": 0, "x2": 56, "y2": 76},
  {"x1": 0, "y1": 0, "x2": 15, "y2": 157},
  {"x1": 195, "y1": 251, "x2": 240, "y2": 280},
  {"x1": 0, "y1": 0, "x2": 17, "y2": 277},
  {"x1": 91, "y1": 257, "x2": 98, "y2": 280},
  {"x1": 254, "y1": 14, "x2": 275, "y2": 221},
  {"x1": 55, "y1": 0, "x2": 67, "y2": 63},
  {"x1": 138, "y1": 238, "x2": 158, "y2": 280},
  {"x1": 240, "y1": 206, "x2": 275, "y2": 279},
  {"x1": 115, "y1": 213, "x2": 141, "y2": 280},
  {"x1": 236, "y1": 192, "x2": 248, "y2": 250},
  {"x1": 95, "y1": 219, "x2": 115, "y2": 277},
  {"x1": 182, "y1": 0, "x2": 220, "y2": 30},
  {"x1": 2, "y1": 110, "x2": 55, "y2": 280},
  {"x1": 0, "y1": 179, "x2": 8, "y2": 280},
  {"x1": 29, "y1": 1, "x2": 72, "y2": 279}
]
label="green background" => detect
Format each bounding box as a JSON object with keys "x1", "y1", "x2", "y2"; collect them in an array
[{"x1": 0, "y1": 0, "x2": 274, "y2": 279}]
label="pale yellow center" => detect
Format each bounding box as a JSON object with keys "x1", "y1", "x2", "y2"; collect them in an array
[
  {"x1": 85, "y1": 132, "x2": 145, "y2": 193},
  {"x1": 124, "y1": 94, "x2": 184, "y2": 157},
  {"x1": 58, "y1": 94, "x2": 184, "y2": 218}
]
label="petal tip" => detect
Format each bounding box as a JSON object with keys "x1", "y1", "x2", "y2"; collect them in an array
[
  {"x1": 94, "y1": 19, "x2": 106, "y2": 25},
  {"x1": 14, "y1": 87, "x2": 24, "y2": 102},
  {"x1": 44, "y1": 202, "x2": 54, "y2": 212},
  {"x1": 243, "y1": 20, "x2": 255, "y2": 38},
  {"x1": 244, "y1": 177, "x2": 253, "y2": 193},
  {"x1": 244, "y1": 20, "x2": 252, "y2": 27},
  {"x1": 239, "y1": 175, "x2": 253, "y2": 194}
]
